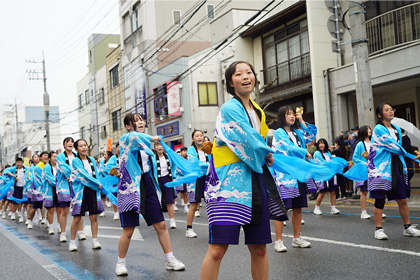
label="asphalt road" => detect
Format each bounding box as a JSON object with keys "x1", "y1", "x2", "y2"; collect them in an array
[{"x1": 1, "y1": 202, "x2": 420, "y2": 280}]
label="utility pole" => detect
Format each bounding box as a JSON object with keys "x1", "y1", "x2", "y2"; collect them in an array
[
  {"x1": 27, "y1": 51, "x2": 51, "y2": 151},
  {"x1": 348, "y1": 0, "x2": 375, "y2": 127},
  {"x1": 14, "y1": 99, "x2": 20, "y2": 157},
  {"x1": 42, "y1": 52, "x2": 51, "y2": 151}
]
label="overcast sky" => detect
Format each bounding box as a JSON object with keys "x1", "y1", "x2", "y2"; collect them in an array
[{"x1": 0, "y1": 0, "x2": 120, "y2": 138}]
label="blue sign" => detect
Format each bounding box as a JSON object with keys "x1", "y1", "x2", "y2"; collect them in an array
[{"x1": 156, "y1": 121, "x2": 179, "y2": 138}]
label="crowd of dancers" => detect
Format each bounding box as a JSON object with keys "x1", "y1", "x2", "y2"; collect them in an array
[{"x1": 1, "y1": 61, "x2": 420, "y2": 279}]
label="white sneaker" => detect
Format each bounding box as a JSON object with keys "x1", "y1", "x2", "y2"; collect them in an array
[
  {"x1": 301, "y1": 219, "x2": 305, "y2": 225},
  {"x1": 274, "y1": 240, "x2": 287, "y2": 252},
  {"x1": 25, "y1": 219, "x2": 30, "y2": 225},
  {"x1": 183, "y1": 207, "x2": 188, "y2": 214},
  {"x1": 39, "y1": 216, "x2": 43, "y2": 222},
  {"x1": 27, "y1": 222, "x2": 33, "y2": 229},
  {"x1": 17, "y1": 212, "x2": 21, "y2": 218},
  {"x1": 57, "y1": 228, "x2": 61, "y2": 234},
  {"x1": 69, "y1": 242, "x2": 78, "y2": 252},
  {"x1": 41, "y1": 218, "x2": 46, "y2": 224},
  {"x1": 92, "y1": 240, "x2": 102, "y2": 249},
  {"x1": 375, "y1": 229, "x2": 388, "y2": 240},
  {"x1": 48, "y1": 228, "x2": 55, "y2": 235},
  {"x1": 186, "y1": 229, "x2": 197, "y2": 238},
  {"x1": 113, "y1": 212, "x2": 119, "y2": 220},
  {"x1": 115, "y1": 262, "x2": 128, "y2": 276},
  {"x1": 11, "y1": 214, "x2": 16, "y2": 220},
  {"x1": 404, "y1": 225, "x2": 420, "y2": 237},
  {"x1": 165, "y1": 256, "x2": 186, "y2": 271},
  {"x1": 331, "y1": 208, "x2": 340, "y2": 215},
  {"x1": 60, "y1": 234, "x2": 67, "y2": 243},
  {"x1": 77, "y1": 232, "x2": 87, "y2": 240},
  {"x1": 382, "y1": 213, "x2": 387, "y2": 218},
  {"x1": 18, "y1": 217, "x2": 24, "y2": 223},
  {"x1": 8, "y1": 212, "x2": 11, "y2": 216},
  {"x1": 361, "y1": 212, "x2": 371, "y2": 219},
  {"x1": 195, "y1": 210, "x2": 200, "y2": 217},
  {"x1": 292, "y1": 237, "x2": 311, "y2": 248},
  {"x1": 2, "y1": 212, "x2": 6, "y2": 219},
  {"x1": 283, "y1": 221, "x2": 287, "y2": 226},
  {"x1": 173, "y1": 205, "x2": 178, "y2": 211},
  {"x1": 106, "y1": 201, "x2": 112, "y2": 208},
  {"x1": 99, "y1": 212, "x2": 105, "y2": 217},
  {"x1": 313, "y1": 208, "x2": 322, "y2": 215}
]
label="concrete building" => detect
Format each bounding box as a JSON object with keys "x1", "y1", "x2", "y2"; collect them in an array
[
  {"x1": 106, "y1": 45, "x2": 126, "y2": 151},
  {"x1": 328, "y1": 1, "x2": 420, "y2": 139},
  {"x1": 119, "y1": 0, "x2": 275, "y2": 146},
  {"x1": 77, "y1": 34, "x2": 120, "y2": 157}
]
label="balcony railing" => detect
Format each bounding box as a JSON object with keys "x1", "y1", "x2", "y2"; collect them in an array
[
  {"x1": 263, "y1": 53, "x2": 311, "y2": 89},
  {"x1": 366, "y1": 2, "x2": 420, "y2": 54}
]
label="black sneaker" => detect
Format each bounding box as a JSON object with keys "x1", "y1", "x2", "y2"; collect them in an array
[
  {"x1": 308, "y1": 193, "x2": 318, "y2": 200},
  {"x1": 352, "y1": 194, "x2": 361, "y2": 199}
]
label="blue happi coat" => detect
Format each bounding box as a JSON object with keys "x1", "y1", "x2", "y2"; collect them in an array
[
  {"x1": 42, "y1": 163, "x2": 57, "y2": 208},
  {"x1": 117, "y1": 131, "x2": 160, "y2": 214},
  {"x1": 187, "y1": 146, "x2": 210, "y2": 202},
  {"x1": 272, "y1": 124, "x2": 317, "y2": 199},
  {"x1": 368, "y1": 124, "x2": 408, "y2": 191},
  {"x1": 56, "y1": 152, "x2": 76, "y2": 202},
  {"x1": 205, "y1": 97, "x2": 286, "y2": 226},
  {"x1": 32, "y1": 163, "x2": 45, "y2": 202},
  {"x1": 25, "y1": 165, "x2": 36, "y2": 200},
  {"x1": 313, "y1": 151, "x2": 336, "y2": 190},
  {"x1": 352, "y1": 140, "x2": 369, "y2": 187},
  {"x1": 1, "y1": 166, "x2": 27, "y2": 200},
  {"x1": 70, "y1": 156, "x2": 104, "y2": 215}
]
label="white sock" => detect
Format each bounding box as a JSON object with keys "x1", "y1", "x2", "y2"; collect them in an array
[
  {"x1": 11, "y1": 212, "x2": 16, "y2": 217},
  {"x1": 49, "y1": 224, "x2": 54, "y2": 229},
  {"x1": 92, "y1": 238, "x2": 97, "y2": 243},
  {"x1": 70, "y1": 240, "x2": 76, "y2": 244},
  {"x1": 36, "y1": 209, "x2": 41, "y2": 216},
  {"x1": 60, "y1": 232, "x2": 66, "y2": 237},
  {"x1": 170, "y1": 218, "x2": 175, "y2": 223},
  {"x1": 315, "y1": 206, "x2": 320, "y2": 210},
  {"x1": 20, "y1": 208, "x2": 25, "y2": 217},
  {"x1": 117, "y1": 257, "x2": 126, "y2": 264},
  {"x1": 165, "y1": 252, "x2": 174, "y2": 261},
  {"x1": 77, "y1": 230, "x2": 83, "y2": 235},
  {"x1": 362, "y1": 210, "x2": 367, "y2": 214},
  {"x1": 331, "y1": 206, "x2": 337, "y2": 210}
]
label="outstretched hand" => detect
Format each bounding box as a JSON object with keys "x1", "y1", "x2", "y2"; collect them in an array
[
  {"x1": 202, "y1": 141, "x2": 213, "y2": 155},
  {"x1": 413, "y1": 150, "x2": 420, "y2": 161}
]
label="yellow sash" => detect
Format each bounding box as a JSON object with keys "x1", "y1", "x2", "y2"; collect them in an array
[{"x1": 212, "y1": 99, "x2": 269, "y2": 168}]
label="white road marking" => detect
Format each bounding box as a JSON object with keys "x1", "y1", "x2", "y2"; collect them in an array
[
  {"x1": 83, "y1": 226, "x2": 143, "y2": 241},
  {"x1": 172, "y1": 219, "x2": 420, "y2": 257}
]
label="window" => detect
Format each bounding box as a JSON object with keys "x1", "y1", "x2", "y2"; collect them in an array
[
  {"x1": 198, "y1": 82, "x2": 218, "y2": 106},
  {"x1": 263, "y1": 19, "x2": 310, "y2": 88},
  {"x1": 80, "y1": 126, "x2": 85, "y2": 140},
  {"x1": 207, "y1": 4, "x2": 215, "y2": 19},
  {"x1": 123, "y1": 13, "x2": 131, "y2": 39},
  {"x1": 79, "y1": 93, "x2": 84, "y2": 108},
  {"x1": 124, "y1": 88, "x2": 131, "y2": 110},
  {"x1": 112, "y1": 109, "x2": 122, "y2": 131},
  {"x1": 100, "y1": 126, "x2": 107, "y2": 139},
  {"x1": 131, "y1": 5, "x2": 140, "y2": 32},
  {"x1": 85, "y1": 90, "x2": 89, "y2": 105},
  {"x1": 125, "y1": 98, "x2": 132, "y2": 111},
  {"x1": 173, "y1": 10, "x2": 181, "y2": 25},
  {"x1": 110, "y1": 65, "x2": 119, "y2": 89},
  {"x1": 99, "y1": 88, "x2": 105, "y2": 104},
  {"x1": 123, "y1": 65, "x2": 130, "y2": 88}
]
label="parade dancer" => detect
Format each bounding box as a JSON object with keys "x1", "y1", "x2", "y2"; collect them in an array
[
  {"x1": 352, "y1": 125, "x2": 373, "y2": 219},
  {"x1": 69, "y1": 139, "x2": 103, "y2": 251},
  {"x1": 5, "y1": 158, "x2": 27, "y2": 221},
  {"x1": 27, "y1": 152, "x2": 49, "y2": 229},
  {"x1": 313, "y1": 139, "x2": 341, "y2": 215},
  {"x1": 115, "y1": 113, "x2": 185, "y2": 276},
  {"x1": 42, "y1": 151, "x2": 60, "y2": 235},
  {"x1": 106, "y1": 145, "x2": 120, "y2": 219},
  {"x1": 155, "y1": 142, "x2": 177, "y2": 229},
  {"x1": 24, "y1": 155, "x2": 39, "y2": 223},
  {"x1": 368, "y1": 103, "x2": 420, "y2": 239},
  {"x1": 185, "y1": 130, "x2": 209, "y2": 238},
  {"x1": 98, "y1": 151, "x2": 115, "y2": 218},
  {"x1": 271, "y1": 106, "x2": 316, "y2": 252},
  {"x1": 201, "y1": 61, "x2": 286, "y2": 280},
  {"x1": 56, "y1": 137, "x2": 85, "y2": 242},
  {"x1": 175, "y1": 147, "x2": 189, "y2": 213}
]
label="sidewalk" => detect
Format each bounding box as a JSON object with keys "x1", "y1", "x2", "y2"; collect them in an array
[{"x1": 307, "y1": 173, "x2": 420, "y2": 209}]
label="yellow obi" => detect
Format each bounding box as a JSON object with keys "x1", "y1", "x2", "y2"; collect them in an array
[{"x1": 212, "y1": 99, "x2": 269, "y2": 168}]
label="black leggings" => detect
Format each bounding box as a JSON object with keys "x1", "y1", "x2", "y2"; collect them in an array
[{"x1": 374, "y1": 198, "x2": 385, "y2": 210}]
